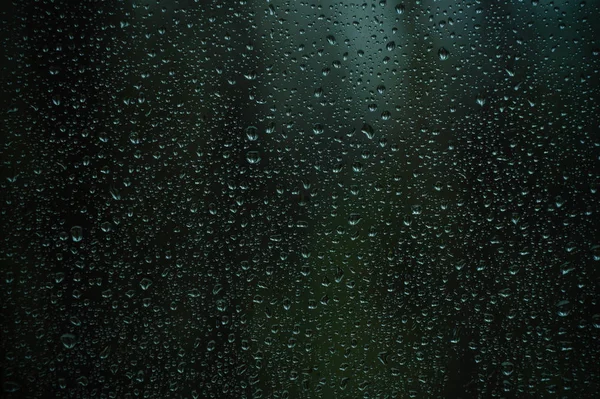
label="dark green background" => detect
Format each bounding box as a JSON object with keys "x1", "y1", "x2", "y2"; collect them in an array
[{"x1": 1, "y1": 0, "x2": 600, "y2": 398}]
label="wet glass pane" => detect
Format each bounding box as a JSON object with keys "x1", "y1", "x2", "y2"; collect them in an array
[{"x1": 2, "y1": 1, "x2": 600, "y2": 398}]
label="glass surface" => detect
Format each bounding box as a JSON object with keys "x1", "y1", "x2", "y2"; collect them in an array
[{"x1": 1, "y1": 1, "x2": 600, "y2": 398}]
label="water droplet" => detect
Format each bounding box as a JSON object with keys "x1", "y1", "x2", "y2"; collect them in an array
[
  {"x1": 60, "y1": 333, "x2": 77, "y2": 349},
  {"x1": 265, "y1": 122, "x2": 276, "y2": 134},
  {"x1": 556, "y1": 300, "x2": 572, "y2": 317},
  {"x1": 501, "y1": 361, "x2": 515, "y2": 376},
  {"x1": 139, "y1": 278, "x2": 153, "y2": 290},
  {"x1": 312, "y1": 123, "x2": 324, "y2": 135},
  {"x1": 3, "y1": 381, "x2": 21, "y2": 393},
  {"x1": 246, "y1": 151, "x2": 261, "y2": 164},
  {"x1": 70, "y1": 226, "x2": 83, "y2": 242},
  {"x1": 361, "y1": 123, "x2": 374, "y2": 139},
  {"x1": 283, "y1": 297, "x2": 291, "y2": 310},
  {"x1": 246, "y1": 126, "x2": 258, "y2": 141},
  {"x1": 348, "y1": 213, "x2": 362, "y2": 226},
  {"x1": 207, "y1": 340, "x2": 216, "y2": 351},
  {"x1": 592, "y1": 314, "x2": 600, "y2": 328},
  {"x1": 100, "y1": 345, "x2": 111, "y2": 359},
  {"x1": 100, "y1": 221, "x2": 112, "y2": 233},
  {"x1": 438, "y1": 47, "x2": 450, "y2": 61}
]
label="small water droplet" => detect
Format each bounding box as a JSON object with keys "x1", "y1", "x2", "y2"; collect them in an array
[
  {"x1": 245, "y1": 126, "x2": 258, "y2": 141},
  {"x1": 246, "y1": 151, "x2": 261, "y2": 164},
  {"x1": 60, "y1": 333, "x2": 77, "y2": 349},
  {"x1": 139, "y1": 278, "x2": 153, "y2": 290},
  {"x1": 70, "y1": 226, "x2": 83, "y2": 242},
  {"x1": 438, "y1": 47, "x2": 450, "y2": 61},
  {"x1": 361, "y1": 123, "x2": 374, "y2": 139}
]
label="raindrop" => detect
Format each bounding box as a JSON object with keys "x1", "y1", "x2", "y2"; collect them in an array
[
  {"x1": 348, "y1": 213, "x2": 362, "y2": 226},
  {"x1": 60, "y1": 333, "x2": 77, "y2": 349},
  {"x1": 438, "y1": 47, "x2": 450, "y2": 61},
  {"x1": 592, "y1": 314, "x2": 600, "y2": 328},
  {"x1": 207, "y1": 340, "x2": 216, "y2": 351},
  {"x1": 70, "y1": 226, "x2": 83, "y2": 242},
  {"x1": 140, "y1": 278, "x2": 153, "y2": 290},
  {"x1": 556, "y1": 300, "x2": 572, "y2": 317},
  {"x1": 361, "y1": 123, "x2": 374, "y2": 139},
  {"x1": 313, "y1": 123, "x2": 324, "y2": 135},
  {"x1": 501, "y1": 362, "x2": 515, "y2": 376},
  {"x1": 100, "y1": 221, "x2": 112, "y2": 233},
  {"x1": 246, "y1": 151, "x2": 261, "y2": 164},
  {"x1": 246, "y1": 126, "x2": 258, "y2": 141},
  {"x1": 3, "y1": 381, "x2": 21, "y2": 393},
  {"x1": 265, "y1": 122, "x2": 276, "y2": 134}
]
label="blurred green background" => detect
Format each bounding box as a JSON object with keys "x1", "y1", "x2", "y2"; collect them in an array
[{"x1": 1, "y1": 0, "x2": 600, "y2": 398}]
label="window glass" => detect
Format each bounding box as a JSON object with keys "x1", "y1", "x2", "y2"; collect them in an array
[{"x1": 2, "y1": 1, "x2": 600, "y2": 398}]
